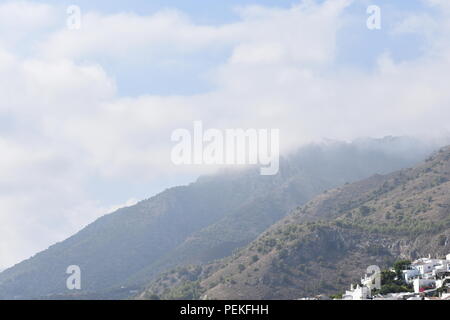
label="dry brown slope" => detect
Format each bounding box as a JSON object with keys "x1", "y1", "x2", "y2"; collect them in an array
[{"x1": 199, "y1": 147, "x2": 450, "y2": 299}]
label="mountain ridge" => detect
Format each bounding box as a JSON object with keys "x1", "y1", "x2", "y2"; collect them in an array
[
  {"x1": 202, "y1": 147, "x2": 450, "y2": 299},
  {"x1": 139, "y1": 145, "x2": 450, "y2": 300},
  {"x1": 0, "y1": 137, "x2": 436, "y2": 299}
]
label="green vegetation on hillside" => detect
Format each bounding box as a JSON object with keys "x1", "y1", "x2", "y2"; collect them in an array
[{"x1": 159, "y1": 146, "x2": 450, "y2": 300}]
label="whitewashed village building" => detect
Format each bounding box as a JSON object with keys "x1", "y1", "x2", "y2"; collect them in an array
[
  {"x1": 343, "y1": 284, "x2": 372, "y2": 300},
  {"x1": 340, "y1": 253, "x2": 450, "y2": 300},
  {"x1": 406, "y1": 255, "x2": 450, "y2": 293}
]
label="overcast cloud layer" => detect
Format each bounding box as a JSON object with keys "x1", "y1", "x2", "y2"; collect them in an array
[{"x1": 1, "y1": 0, "x2": 450, "y2": 269}]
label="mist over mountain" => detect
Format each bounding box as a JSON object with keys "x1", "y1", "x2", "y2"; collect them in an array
[
  {"x1": 143, "y1": 144, "x2": 450, "y2": 300},
  {"x1": 0, "y1": 137, "x2": 438, "y2": 299}
]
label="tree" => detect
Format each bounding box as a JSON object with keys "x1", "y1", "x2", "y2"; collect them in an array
[
  {"x1": 359, "y1": 205, "x2": 371, "y2": 216},
  {"x1": 393, "y1": 260, "x2": 411, "y2": 279}
]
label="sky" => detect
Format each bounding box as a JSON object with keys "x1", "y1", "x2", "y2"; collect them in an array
[{"x1": 1, "y1": 0, "x2": 450, "y2": 269}]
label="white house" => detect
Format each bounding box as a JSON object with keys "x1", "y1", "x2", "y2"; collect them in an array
[
  {"x1": 446, "y1": 253, "x2": 450, "y2": 261},
  {"x1": 432, "y1": 260, "x2": 450, "y2": 276},
  {"x1": 344, "y1": 284, "x2": 371, "y2": 300},
  {"x1": 403, "y1": 269, "x2": 421, "y2": 282},
  {"x1": 411, "y1": 257, "x2": 447, "y2": 275},
  {"x1": 414, "y1": 262, "x2": 434, "y2": 275},
  {"x1": 413, "y1": 279, "x2": 436, "y2": 293}
]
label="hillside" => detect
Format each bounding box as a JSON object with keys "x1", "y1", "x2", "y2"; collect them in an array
[
  {"x1": 0, "y1": 137, "x2": 434, "y2": 299},
  {"x1": 140, "y1": 146, "x2": 450, "y2": 300}
]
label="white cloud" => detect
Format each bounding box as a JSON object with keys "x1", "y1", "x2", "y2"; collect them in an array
[
  {"x1": 39, "y1": 9, "x2": 225, "y2": 62},
  {"x1": 38, "y1": 1, "x2": 350, "y2": 66},
  {"x1": 0, "y1": 1, "x2": 59, "y2": 50},
  {"x1": 391, "y1": 13, "x2": 438, "y2": 38}
]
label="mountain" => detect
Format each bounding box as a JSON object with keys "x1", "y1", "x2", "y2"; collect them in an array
[
  {"x1": 145, "y1": 145, "x2": 450, "y2": 300},
  {"x1": 0, "y1": 137, "x2": 435, "y2": 299}
]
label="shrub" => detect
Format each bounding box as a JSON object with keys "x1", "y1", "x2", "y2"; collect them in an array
[{"x1": 359, "y1": 205, "x2": 371, "y2": 216}]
